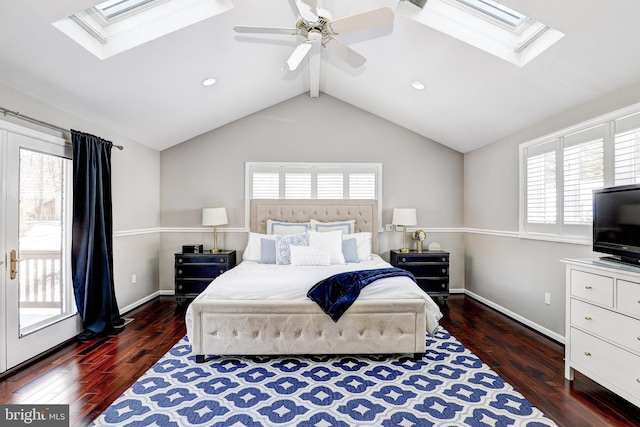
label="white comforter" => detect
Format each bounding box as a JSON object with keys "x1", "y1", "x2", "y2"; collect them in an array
[{"x1": 185, "y1": 254, "x2": 442, "y2": 340}]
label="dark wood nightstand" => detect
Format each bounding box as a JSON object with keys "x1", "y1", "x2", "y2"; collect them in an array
[
  {"x1": 390, "y1": 249, "x2": 449, "y2": 305},
  {"x1": 174, "y1": 250, "x2": 236, "y2": 305}
]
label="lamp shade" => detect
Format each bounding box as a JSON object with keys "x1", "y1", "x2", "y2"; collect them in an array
[
  {"x1": 202, "y1": 207, "x2": 228, "y2": 226},
  {"x1": 392, "y1": 208, "x2": 417, "y2": 226}
]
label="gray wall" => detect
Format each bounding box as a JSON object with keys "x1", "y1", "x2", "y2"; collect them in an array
[
  {"x1": 0, "y1": 83, "x2": 161, "y2": 311},
  {"x1": 159, "y1": 94, "x2": 465, "y2": 292},
  {"x1": 463, "y1": 80, "x2": 640, "y2": 339}
]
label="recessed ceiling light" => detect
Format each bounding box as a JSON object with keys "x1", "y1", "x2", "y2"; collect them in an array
[
  {"x1": 412, "y1": 81, "x2": 425, "y2": 90},
  {"x1": 202, "y1": 77, "x2": 217, "y2": 86}
]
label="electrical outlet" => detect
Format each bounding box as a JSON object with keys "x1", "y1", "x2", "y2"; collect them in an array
[
  {"x1": 132, "y1": 274, "x2": 137, "y2": 284},
  {"x1": 385, "y1": 224, "x2": 394, "y2": 232},
  {"x1": 544, "y1": 292, "x2": 551, "y2": 305}
]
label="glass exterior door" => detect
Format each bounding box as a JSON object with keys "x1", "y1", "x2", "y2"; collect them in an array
[{"x1": 2, "y1": 127, "x2": 81, "y2": 371}]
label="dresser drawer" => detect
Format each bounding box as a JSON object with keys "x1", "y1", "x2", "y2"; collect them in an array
[
  {"x1": 618, "y1": 279, "x2": 640, "y2": 318},
  {"x1": 570, "y1": 270, "x2": 614, "y2": 307},
  {"x1": 571, "y1": 299, "x2": 640, "y2": 354},
  {"x1": 570, "y1": 328, "x2": 640, "y2": 401}
]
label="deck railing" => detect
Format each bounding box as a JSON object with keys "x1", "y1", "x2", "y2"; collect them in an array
[{"x1": 19, "y1": 250, "x2": 63, "y2": 309}]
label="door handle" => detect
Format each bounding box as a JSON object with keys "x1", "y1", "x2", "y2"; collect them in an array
[{"x1": 10, "y1": 250, "x2": 26, "y2": 280}]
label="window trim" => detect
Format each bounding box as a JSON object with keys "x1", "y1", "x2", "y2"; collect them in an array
[
  {"x1": 245, "y1": 162, "x2": 383, "y2": 231},
  {"x1": 519, "y1": 101, "x2": 640, "y2": 242}
]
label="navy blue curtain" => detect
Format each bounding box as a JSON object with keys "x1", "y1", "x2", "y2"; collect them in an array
[{"x1": 71, "y1": 130, "x2": 124, "y2": 339}]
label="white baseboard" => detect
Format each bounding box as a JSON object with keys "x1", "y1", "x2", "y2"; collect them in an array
[
  {"x1": 119, "y1": 291, "x2": 163, "y2": 315},
  {"x1": 463, "y1": 290, "x2": 565, "y2": 344}
]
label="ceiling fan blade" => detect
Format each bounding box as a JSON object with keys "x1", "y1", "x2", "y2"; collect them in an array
[
  {"x1": 329, "y1": 7, "x2": 394, "y2": 35},
  {"x1": 295, "y1": 0, "x2": 318, "y2": 22},
  {"x1": 324, "y1": 38, "x2": 367, "y2": 68},
  {"x1": 282, "y1": 42, "x2": 314, "y2": 71},
  {"x1": 234, "y1": 25, "x2": 299, "y2": 35}
]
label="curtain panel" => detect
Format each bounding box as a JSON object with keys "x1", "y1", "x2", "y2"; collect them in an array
[{"x1": 71, "y1": 130, "x2": 124, "y2": 338}]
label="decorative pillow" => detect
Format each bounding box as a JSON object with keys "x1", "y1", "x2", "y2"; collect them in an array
[
  {"x1": 308, "y1": 229, "x2": 345, "y2": 265},
  {"x1": 310, "y1": 219, "x2": 355, "y2": 234},
  {"x1": 290, "y1": 246, "x2": 331, "y2": 266},
  {"x1": 342, "y1": 238, "x2": 360, "y2": 263},
  {"x1": 275, "y1": 232, "x2": 308, "y2": 265},
  {"x1": 243, "y1": 232, "x2": 276, "y2": 261},
  {"x1": 343, "y1": 232, "x2": 373, "y2": 261},
  {"x1": 267, "y1": 220, "x2": 310, "y2": 235},
  {"x1": 258, "y1": 238, "x2": 276, "y2": 264}
]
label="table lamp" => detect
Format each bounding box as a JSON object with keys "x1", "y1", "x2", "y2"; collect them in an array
[
  {"x1": 392, "y1": 208, "x2": 417, "y2": 253},
  {"x1": 202, "y1": 207, "x2": 228, "y2": 254}
]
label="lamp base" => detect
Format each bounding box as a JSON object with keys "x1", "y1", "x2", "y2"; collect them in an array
[
  {"x1": 210, "y1": 248, "x2": 221, "y2": 254},
  {"x1": 399, "y1": 248, "x2": 410, "y2": 253}
]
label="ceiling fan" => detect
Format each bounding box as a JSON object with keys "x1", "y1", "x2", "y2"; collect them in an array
[{"x1": 233, "y1": 0, "x2": 394, "y2": 96}]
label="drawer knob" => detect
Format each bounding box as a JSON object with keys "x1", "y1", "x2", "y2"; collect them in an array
[
  {"x1": 585, "y1": 285, "x2": 592, "y2": 289},
  {"x1": 584, "y1": 351, "x2": 591, "y2": 356},
  {"x1": 441, "y1": 257, "x2": 446, "y2": 262},
  {"x1": 441, "y1": 268, "x2": 447, "y2": 273},
  {"x1": 401, "y1": 257, "x2": 407, "y2": 262},
  {"x1": 441, "y1": 284, "x2": 446, "y2": 288},
  {"x1": 178, "y1": 259, "x2": 183, "y2": 264},
  {"x1": 177, "y1": 269, "x2": 183, "y2": 275},
  {"x1": 637, "y1": 378, "x2": 640, "y2": 383},
  {"x1": 220, "y1": 269, "x2": 226, "y2": 274},
  {"x1": 585, "y1": 316, "x2": 592, "y2": 321},
  {"x1": 178, "y1": 285, "x2": 183, "y2": 290}
]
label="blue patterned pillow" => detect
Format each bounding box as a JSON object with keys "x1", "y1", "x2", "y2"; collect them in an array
[{"x1": 275, "y1": 232, "x2": 308, "y2": 265}]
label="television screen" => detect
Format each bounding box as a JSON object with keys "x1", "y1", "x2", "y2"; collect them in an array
[{"x1": 593, "y1": 184, "x2": 640, "y2": 265}]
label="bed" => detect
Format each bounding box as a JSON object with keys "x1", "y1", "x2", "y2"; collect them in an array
[{"x1": 186, "y1": 199, "x2": 442, "y2": 361}]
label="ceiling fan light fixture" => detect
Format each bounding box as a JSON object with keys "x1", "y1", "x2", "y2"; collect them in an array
[
  {"x1": 412, "y1": 81, "x2": 425, "y2": 90},
  {"x1": 201, "y1": 77, "x2": 217, "y2": 86}
]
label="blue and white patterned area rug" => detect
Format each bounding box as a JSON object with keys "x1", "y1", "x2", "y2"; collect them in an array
[{"x1": 90, "y1": 329, "x2": 557, "y2": 426}]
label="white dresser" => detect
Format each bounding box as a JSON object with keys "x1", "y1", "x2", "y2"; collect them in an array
[{"x1": 562, "y1": 258, "x2": 640, "y2": 407}]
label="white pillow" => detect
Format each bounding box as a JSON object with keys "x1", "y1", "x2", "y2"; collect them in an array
[
  {"x1": 310, "y1": 219, "x2": 355, "y2": 234},
  {"x1": 267, "y1": 220, "x2": 310, "y2": 235},
  {"x1": 308, "y1": 229, "x2": 345, "y2": 264},
  {"x1": 343, "y1": 232, "x2": 373, "y2": 261},
  {"x1": 243, "y1": 232, "x2": 276, "y2": 261},
  {"x1": 290, "y1": 246, "x2": 331, "y2": 266}
]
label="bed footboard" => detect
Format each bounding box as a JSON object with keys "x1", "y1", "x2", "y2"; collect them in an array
[{"x1": 189, "y1": 299, "x2": 427, "y2": 360}]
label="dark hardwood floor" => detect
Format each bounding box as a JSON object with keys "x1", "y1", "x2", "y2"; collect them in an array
[{"x1": 1, "y1": 294, "x2": 639, "y2": 426}]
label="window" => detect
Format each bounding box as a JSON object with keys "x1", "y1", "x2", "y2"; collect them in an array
[
  {"x1": 398, "y1": 0, "x2": 564, "y2": 67},
  {"x1": 53, "y1": 0, "x2": 233, "y2": 59},
  {"x1": 246, "y1": 162, "x2": 382, "y2": 228},
  {"x1": 521, "y1": 105, "x2": 640, "y2": 240}
]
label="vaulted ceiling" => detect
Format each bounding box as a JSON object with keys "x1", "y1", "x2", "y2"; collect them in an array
[{"x1": 1, "y1": 0, "x2": 640, "y2": 153}]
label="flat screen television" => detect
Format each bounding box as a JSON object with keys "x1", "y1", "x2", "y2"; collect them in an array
[{"x1": 593, "y1": 183, "x2": 640, "y2": 266}]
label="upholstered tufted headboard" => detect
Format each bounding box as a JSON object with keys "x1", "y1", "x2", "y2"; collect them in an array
[{"x1": 250, "y1": 199, "x2": 379, "y2": 253}]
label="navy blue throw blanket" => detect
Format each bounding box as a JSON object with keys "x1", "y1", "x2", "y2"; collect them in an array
[{"x1": 307, "y1": 268, "x2": 416, "y2": 322}]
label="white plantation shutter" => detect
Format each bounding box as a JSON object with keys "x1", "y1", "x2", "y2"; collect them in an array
[
  {"x1": 563, "y1": 126, "x2": 604, "y2": 225},
  {"x1": 526, "y1": 147, "x2": 556, "y2": 224},
  {"x1": 349, "y1": 173, "x2": 376, "y2": 199},
  {"x1": 614, "y1": 113, "x2": 640, "y2": 185},
  {"x1": 317, "y1": 173, "x2": 344, "y2": 199},
  {"x1": 284, "y1": 171, "x2": 311, "y2": 199},
  {"x1": 247, "y1": 163, "x2": 380, "y2": 202},
  {"x1": 251, "y1": 172, "x2": 279, "y2": 199}
]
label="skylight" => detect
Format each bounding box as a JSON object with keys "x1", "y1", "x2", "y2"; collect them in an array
[
  {"x1": 53, "y1": 0, "x2": 234, "y2": 60},
  {"x1": 398, "y1": 0, "x2": 564, "y2": 66}
]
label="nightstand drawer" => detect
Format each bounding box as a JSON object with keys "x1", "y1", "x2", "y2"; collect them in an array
[
  {"x1": 176, "y1": 279, "x2": 212, "y2": 295},
  {"x1": 618, "y1": 280, "x2": 640, "y2": 318},
  {"x1": 394, "y1": 254, "x2": 449, "y2": 264},
  {"x1": 176, "y1": 255, "x2": 231, "y2": 265},
  {"x1": 399, "y1": 263, "x2": 448, "y2": 277},
  {"x1": 176, "y1": 264, "x2": 229, "y2": 277},
  {"x1": 416, "y1": 278, "x2": 449, "y2": 294}
]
